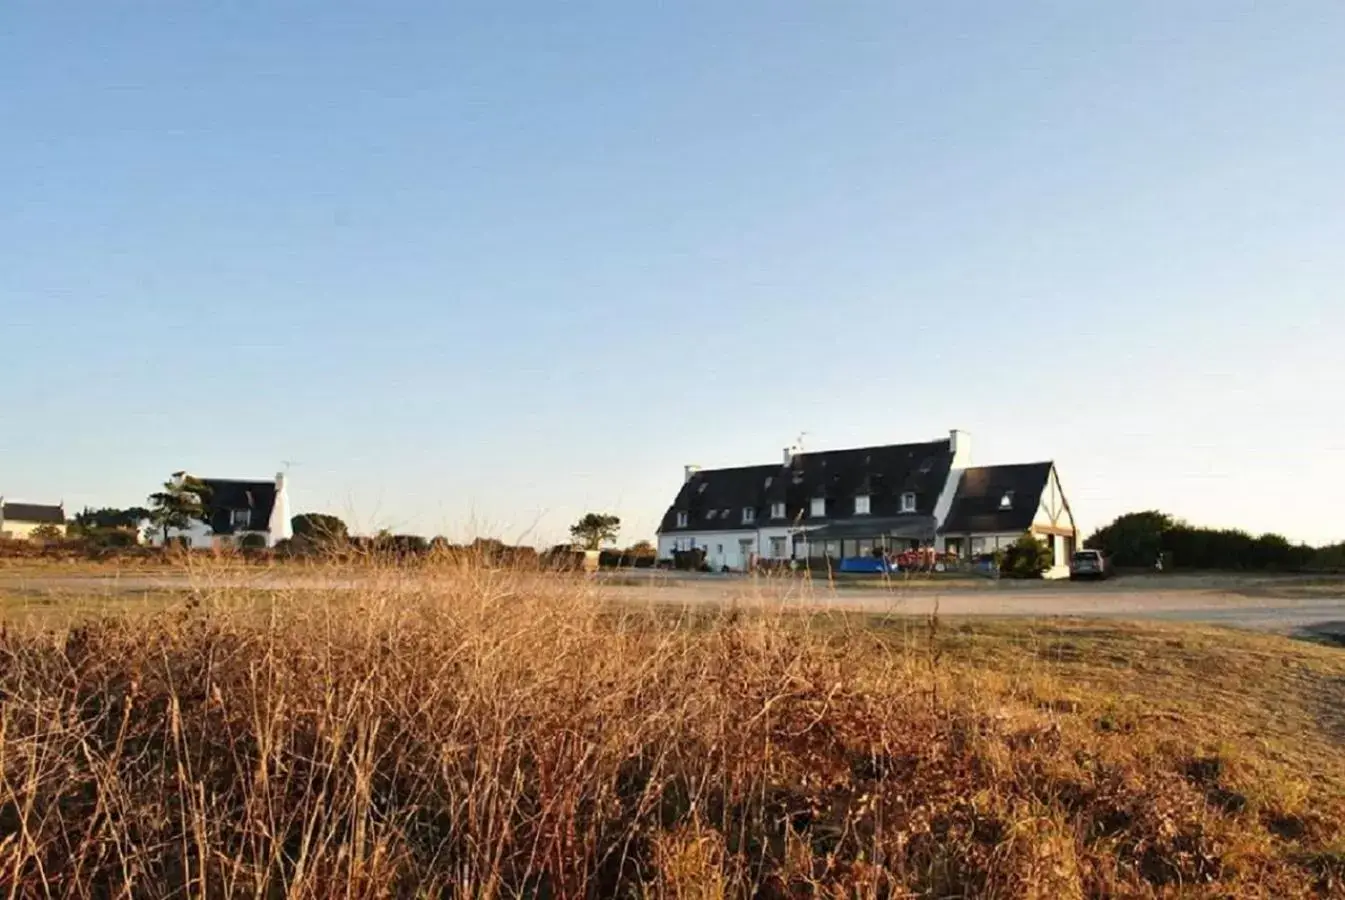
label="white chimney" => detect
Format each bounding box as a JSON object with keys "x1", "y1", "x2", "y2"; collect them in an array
[
  {"x1": 268, "y1": 471, "x2": 293, "y2": 544},
  {"x1": 949, "y1": 429, "x2": 971, "y2": 465},
  {"x1": 782, "y1": 447, "x2": 793, "y2": 466},
  {"x1": 683, "y1": 465, "x2": 700, "y2": 483}
]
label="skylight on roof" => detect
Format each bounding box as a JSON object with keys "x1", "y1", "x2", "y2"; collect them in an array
[
  {"x1": 697, "y1": 482, "x2": 708, "y2": 493},
  {"x1": 999, "y1": 491, "x2": 1014, "y2": 509}
]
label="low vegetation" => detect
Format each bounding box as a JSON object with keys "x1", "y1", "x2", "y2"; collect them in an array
[{"x1": 0, "y1": 566, "x2": 1343, "y2": 897}]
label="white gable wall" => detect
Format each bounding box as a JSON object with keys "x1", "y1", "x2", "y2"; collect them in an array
[{"x1": 1029, "y1": 465, "x2": 1075, "y2": 578}]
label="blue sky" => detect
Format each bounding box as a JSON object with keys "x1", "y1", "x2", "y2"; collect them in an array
[{"x1": 3, "y1": 2, "x2": 1342, "y2": 545}]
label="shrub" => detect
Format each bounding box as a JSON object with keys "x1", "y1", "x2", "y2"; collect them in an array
[
  {"x1": 238, "y1": 533, "x2": 268, "y2": 550},
  {"x1": 82, "y1": 528, "x2": 138, "y2": 549},
  {"x1": 28, "y1": 523, "x2": 65, "y2": 544},
  {"x1": 291, "y1": 513, "x2": 349, "y2": 544},
  {"x1": 1000, "y1": 532, "x2": 1052, "y2": 578}
]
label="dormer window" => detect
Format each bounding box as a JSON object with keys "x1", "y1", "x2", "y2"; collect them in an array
[
  {"x1": 771, "y1": 502, "x2": 786, "y2": 519},
  {"x1": 900, "y1": 492, "x2": 917, "y2": 513},
  {"x1": 999, "y1": 491, "x2": 1014, "y2": 510},
  {"x1": 230, "y1": 509, "x2": 251, "y2": 529},
  {"x1": 676, "y1": 511, "x2": 688, "y2": 528},
  {"x1": 810, "y1": 497, "x2": 826, "y2": 517},
  {"x1": 854, "y1": 494, "x2": 871, "y2": 516},
  {"x1": 742, "y1": 507, "x2": 756, "y2": 524}
]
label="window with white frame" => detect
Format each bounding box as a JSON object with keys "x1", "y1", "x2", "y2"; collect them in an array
[
  {"x1": 770, "y1": 502, "x2": 786, "y2": 519},
  {"x1": 900, "y1": 492, "x2": 917, "y2": 513},
  {"x1": 230, "y1": 508, "x2": 251, "y2": 529},
  {"x1": 769, "y1": 536, "x2": 787, "y2": 558},
  {"x1": 676, "y1": 511, "x2": 688, "y2": 528},
  {"x1": 810, "y1": 497, "x2": 826, "y2": 517},
  {"x1": 742, "y1": 507, "x2": 756, "y2": 524},
  {"x1": 854, "y1": 494, "x2": 871, "y2": 515}
]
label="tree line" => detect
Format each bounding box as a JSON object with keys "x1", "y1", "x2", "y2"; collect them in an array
[
  {"x1": 1085, "y1": 510, "x2": 1343, "y2": 572},
  {"x1": 15, "y1": 503, "x2": 655, "y2": 566}
]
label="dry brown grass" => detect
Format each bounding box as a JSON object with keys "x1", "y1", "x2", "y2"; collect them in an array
[{"x1": 1, "y1": 563, "x2": 1343, "y2": 897}]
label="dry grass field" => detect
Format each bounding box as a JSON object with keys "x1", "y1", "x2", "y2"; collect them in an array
[{"x1": 1, "y1": 562, "x2": 1343, "y2": 897}]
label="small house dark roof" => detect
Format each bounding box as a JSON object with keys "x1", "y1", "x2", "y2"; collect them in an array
[
  {"x1": 1, "y1": 502, "x2": 65, "y2": 525},
  {"x1": 940, "y1": 462, "x2": 1054, "y2": 535},
  {"x1": 658, "y1": 438, "x2": 954, "y2": 533},
  {"x1": 196, "y1": 478, "x2": 277, "y2": 535}
]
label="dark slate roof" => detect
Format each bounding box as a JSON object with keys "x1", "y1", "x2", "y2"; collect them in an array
[
  {"x1": 1, "y1": 502, "x2": 65, "y2": 524},
  {"x1": 940, "y1": 462, "x2": 1053, "y2": 535},
  {"x1": 801, "y1": 515, "x2": 937, "y2": 541},
  {"x1": 658, "y1": 438, "x2": 954, "y2": 534},
  {"x1": 196, "y1": 478, "x2": 277, "y2": 535}
]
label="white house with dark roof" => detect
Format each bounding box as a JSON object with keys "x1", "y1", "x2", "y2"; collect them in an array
[
  {"x1": 656, "y1": 430, "x2": 1077, "y2": 575},
  {"x1": 940, "y1": 462, "x2": 1078, "y2": 578},
  {"x1": 147, "y1": 472, "x2": 293, "y2": 549},
  {"x1": 0, "y1": 500, "x2": 66, "y2": 540}
]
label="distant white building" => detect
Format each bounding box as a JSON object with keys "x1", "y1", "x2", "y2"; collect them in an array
[
  {"x1": 147, "y1": 471, "x2": 293, "y2": 549},
  {"x1": 0, "y1": 500, "x2": 66, "y2": 540},
  {"x1": 656, "y1": 430, "x2": 1078, "y2": 577}
]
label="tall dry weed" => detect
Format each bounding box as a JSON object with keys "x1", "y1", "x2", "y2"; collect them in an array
[{"x1": 0, "y1": 562, "x2": 1339, "y2": 897}]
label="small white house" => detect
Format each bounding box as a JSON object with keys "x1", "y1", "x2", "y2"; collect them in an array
[
  {"x1": 147, "y1": 472, "x2": 293, "y2": 549},
  {"x1": 0, "y1": 500, "x2": 66, "y2": 540}
]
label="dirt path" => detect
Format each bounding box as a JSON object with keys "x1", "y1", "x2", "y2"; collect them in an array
[
  {"x1": 3, "y1": 570, "x2": 1343, "y2": 639},
  {"x1": 600, "y1": 576, "x2": 1345, "y2": 640}
]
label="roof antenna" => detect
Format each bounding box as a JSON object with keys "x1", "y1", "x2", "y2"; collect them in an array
[{"x1": 281, "y1": 460, "x2": 301, "y2": 473}]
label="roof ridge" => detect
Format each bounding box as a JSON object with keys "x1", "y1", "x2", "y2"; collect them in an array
[
  {"x1": 694, "y1": 437, "x2": 950, "y2": 473},
  {"x1": 196, "y1": 476, "x2": 277, "y2": 484}
]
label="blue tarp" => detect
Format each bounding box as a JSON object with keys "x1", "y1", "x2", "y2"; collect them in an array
[{"x1": 837, "y1": 556, "x2": 897, "y2": 574}]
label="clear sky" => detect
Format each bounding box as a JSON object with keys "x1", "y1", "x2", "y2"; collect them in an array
[{"x1": 3, "y1": 2, "x2": 1342, "y2": 546}]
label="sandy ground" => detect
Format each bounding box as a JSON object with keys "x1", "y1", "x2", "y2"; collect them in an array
[{"x1": 2, "y1": 569, "x2": 1343, "y2": 640}]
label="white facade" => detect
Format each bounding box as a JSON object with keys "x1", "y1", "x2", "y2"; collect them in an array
[
  {"x1": 148, "y1": 517, "x2": 219, "y2": 549},
  {"x1": 0, "y1": 519, "x2": 57, "y2": 541},
  {"x1": 657, "y1": 521, "x2": 810, "y2": 570}
]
